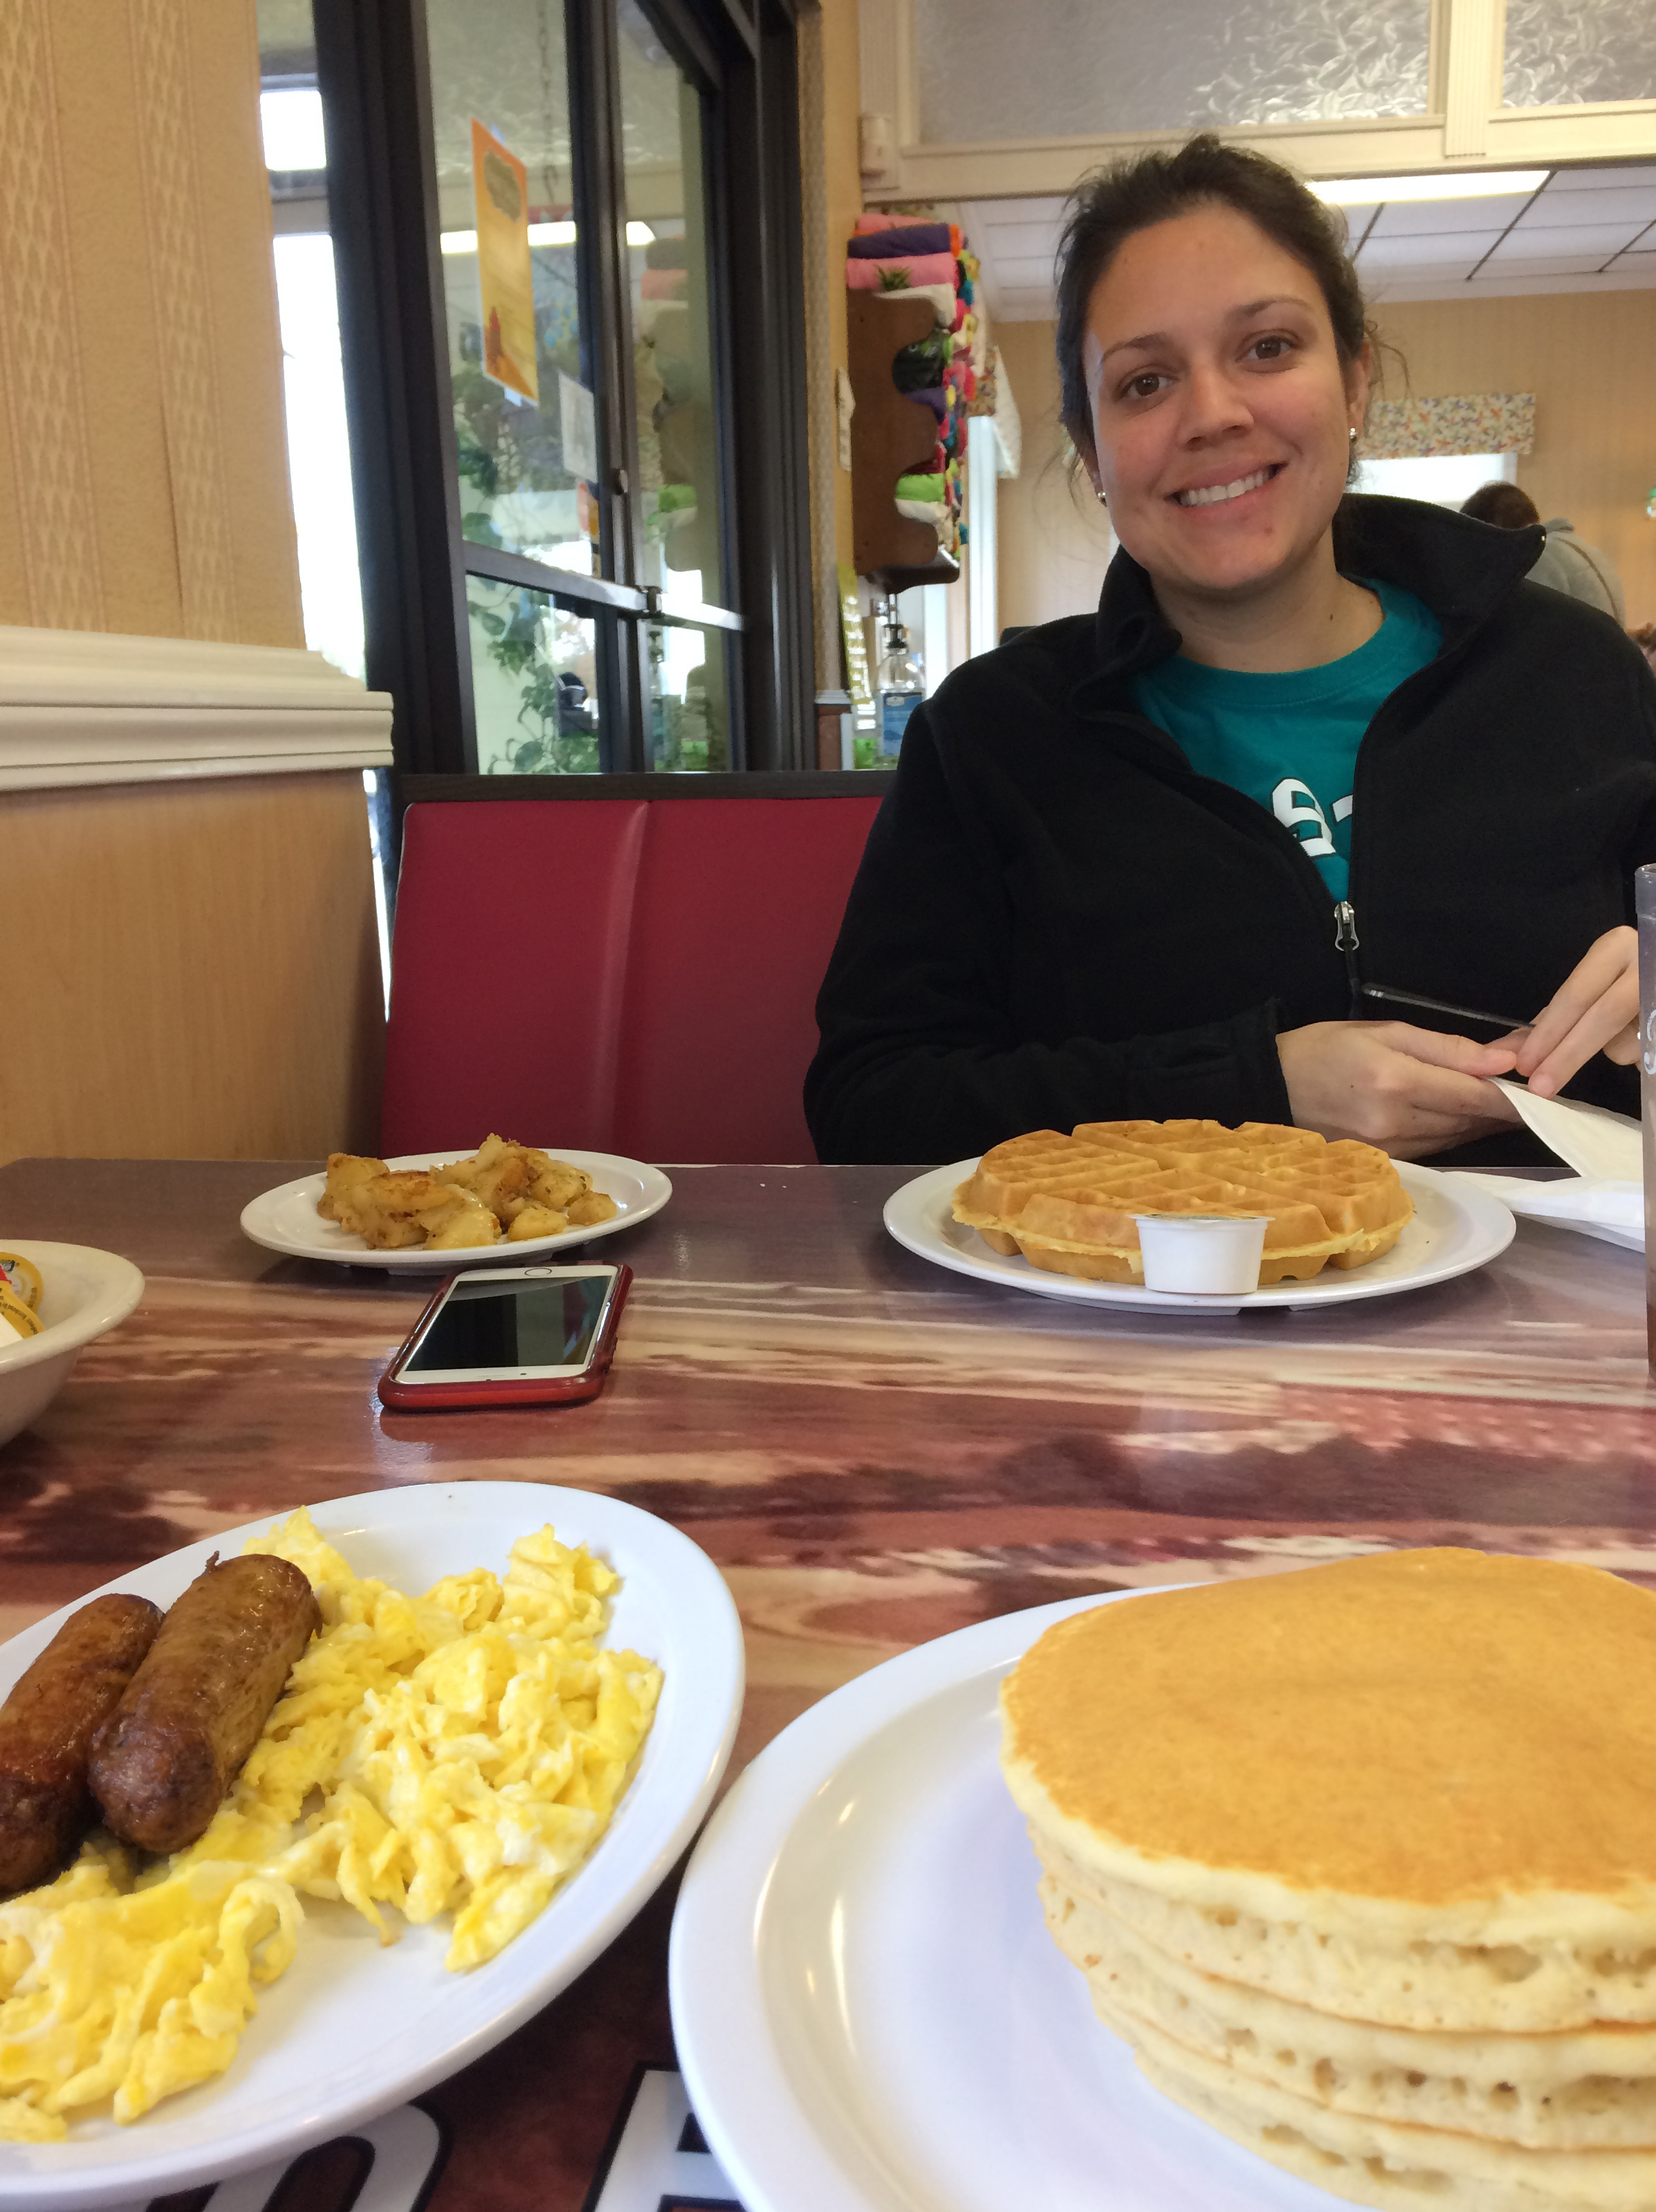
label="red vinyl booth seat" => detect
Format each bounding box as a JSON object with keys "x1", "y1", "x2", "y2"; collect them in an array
[{"x1": 381, "y1": 795, "x2": 883, "y2": 1162}]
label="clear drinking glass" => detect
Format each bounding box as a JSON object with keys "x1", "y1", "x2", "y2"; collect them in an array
[{"x1": 1637, "y1": 863, "x2": 1656, "y2": 1367}]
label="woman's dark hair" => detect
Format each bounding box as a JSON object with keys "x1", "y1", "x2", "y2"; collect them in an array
[
  {"x1": 1460, "y1": 481, "x2": 1540, "y2": 529},
  {"x1": 1055, "y1": 134, "x2": 1373, "y2": 459}
]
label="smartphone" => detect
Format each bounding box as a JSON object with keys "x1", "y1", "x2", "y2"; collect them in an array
[{"x1": 377, "y1": 1263, "x2": 631, "y2": 1412}]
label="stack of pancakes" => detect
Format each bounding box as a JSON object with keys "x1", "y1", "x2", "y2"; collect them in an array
[
  {"x1": 952, "y1": 1120, "x2": 1412, "y2": 1285},
  {"x1": 1000, "y1": 1551, "x2": 1656, "y2": 2211}
]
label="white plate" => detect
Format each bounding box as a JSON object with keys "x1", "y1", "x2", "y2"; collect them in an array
[
  {"x1": 671, "y1": 1589, "x2": 1340, "y2": 2212},
  {"x1": 0, "y1": 1481, "x2": 744, "y2": 2209},
  {"x1": 883, "y1": 1158, "x2": 1514, "y2": 1311},
  {"x1": 241, "y1": 1150, "x2": 672, "y2": 1271}
]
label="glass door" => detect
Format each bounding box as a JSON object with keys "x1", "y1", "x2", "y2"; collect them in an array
[
  {"x1": 418, "y1": 0, "x2": 744, "y2": 773},
  {"x1": 317, "y1": 0, "x2": 811, "y2": 779}
]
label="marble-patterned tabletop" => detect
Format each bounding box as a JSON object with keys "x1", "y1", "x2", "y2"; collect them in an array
[{"x1": 1, "y1": 1156, "x2": 1653, "y2": 2211}]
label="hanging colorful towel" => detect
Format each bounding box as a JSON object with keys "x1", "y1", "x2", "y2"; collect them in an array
[
  {"x1": 848, "y1": 223, "x2": 952, "y2": 259},
  {"x1": 865, "y1": 283, "x2": 957, "y2": 329},
  {"x1": 845, "y1": 252, "x2": 959, "y2": 291}
]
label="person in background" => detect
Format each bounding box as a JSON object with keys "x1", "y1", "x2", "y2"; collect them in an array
[
  {"x1": 807, "y1": 137, "x2": 1656, "y2": 1169},
  {"x1": 1461, "y1": 481, "x2": 1626, "y2": 624}
]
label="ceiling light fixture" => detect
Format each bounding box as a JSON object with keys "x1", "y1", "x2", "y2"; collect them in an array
[
  {"x1": 528, "y1": 221, "x2": 578, "y2": 246},
  {"x1": 1312, "y1": 169, "x2": 1549, "y2": 206},
  {"x1": 439, "y1": 230, "x2": 479, "y2": 256},
  {"x1": 625, "y1": 221, "x2": 656, "y2": 246},
  {"x1": 260, "y1": 87, "x2": 326, "y2": 173}
]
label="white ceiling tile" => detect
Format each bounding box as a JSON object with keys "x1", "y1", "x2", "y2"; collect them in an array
[
  {"x1": 1515, "y1": 186, "x2": 1656, "y2": 228},
  {"x1": 964, "y1": 196, "x2": 1069, "y2": 225},
  {"x1": 1486, "y1": 221, "x2": 1635, "y2": 259},
  {"x1": 1473, "y1": 253, "x2": 1615, "y2": 276},
  {"x1": 1357, "y1": 231, "x2": 1493, "y2": 267},
  {"x1": 1545, "y1": 163, "x2": 1656, "y2": 191},
  {"x1": 979, "y1": 223, "x2": 1063, "y2": 259},
  {"x1": 1366, "y1": 194, "x2": 1534, "y2": 236}
]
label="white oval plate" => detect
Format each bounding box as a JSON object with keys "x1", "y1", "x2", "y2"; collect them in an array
[
  {"x1": 672, "y1": 1589, "x2": 1338, "y2": 2212},
  {"x1": 241, "y1": 1150, "x2": 672, "y2": 1271},
  {"x1": 883, "y1": 1158, "x2": 1514, "y2": 1312},
  {"x1": 0, "y1": 1482, "x2": 743, "y2": 2209}
]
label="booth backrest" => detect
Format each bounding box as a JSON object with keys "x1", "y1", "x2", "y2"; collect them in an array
[{"x1": 382, "y1": 794, "x2": 883, "y2": 1161}]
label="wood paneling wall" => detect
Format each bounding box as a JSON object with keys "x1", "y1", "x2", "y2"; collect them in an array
[
  {"x1": 0, "y1": 774, "x2": 382, "y2": 1163},
  {"x1": 0, "y1": 0, "x2": 385, "y2": 1165},
  {"x1": 1370, "y1": 291, "x2": 1656, "y2": 625},
  {"x1": 0, "y1": 0, "x2": 302, "y2": 645},
  {"x1": 993, "y1": 321, "x2": 1114, "y2": 635}
]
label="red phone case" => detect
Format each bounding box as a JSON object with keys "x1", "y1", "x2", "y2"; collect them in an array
[{"x1": 376, "y1": 1264, "x2": 632, "y2": 1412}]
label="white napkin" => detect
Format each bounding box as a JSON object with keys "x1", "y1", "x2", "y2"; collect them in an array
[{"x1": 1453, "y1": 1080, "x2": 1646, "y2": 1251}]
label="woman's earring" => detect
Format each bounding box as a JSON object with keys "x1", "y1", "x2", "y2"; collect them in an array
[{"x1": 1349, "y1": 427, "x2": 1359, "y2": 444}]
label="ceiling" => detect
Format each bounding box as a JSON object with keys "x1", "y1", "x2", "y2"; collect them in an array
[{"x1": 965, "y1": 161, "x2": 1656, "y2": 323}]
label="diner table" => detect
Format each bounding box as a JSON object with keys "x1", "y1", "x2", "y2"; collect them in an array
[{"x1": 1, "y1": 1153, "x2": 1655, "y2": 2212}]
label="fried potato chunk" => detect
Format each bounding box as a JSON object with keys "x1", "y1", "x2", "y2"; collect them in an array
[
  {"x1": 425, "y1": 1200, "x2": 502, "y2": 1249},
  {"x1": 528, "y1": 1161, "x2": 591, "y2": 1212},
  {"x1": 318, "y1": 1152, "x2": 387, "y2": 1222},
  {"x1": 566, "y1": 1192, "x2": 619, "y2": 1228},
  {"x1": 506, "y1": 1205, "x2": 569, "y2": 1242},
  {"x1": 344, "y1": 1171, "x2": 460, "y2": 1249}
]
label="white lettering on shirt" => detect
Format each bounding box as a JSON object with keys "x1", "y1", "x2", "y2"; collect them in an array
[{"x1": 1273, "y1": 777, "x2": 1340, "y2": 857}]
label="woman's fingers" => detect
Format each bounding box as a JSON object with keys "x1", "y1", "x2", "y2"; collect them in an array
[
  {"x1": 1278, "y1": 1021, "x2": 1522, "y2": 1149},
  {"x1": 1368, "y1": 1022, "x2": 1519, "y2": 1077},
  {"x1": 1514, "y1": 927, "x2": 1639, "y2": 1096}
]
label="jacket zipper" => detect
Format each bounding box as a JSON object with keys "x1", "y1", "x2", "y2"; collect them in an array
[{"x1": 1334, "y1": 899, "x2": 1361, "y2": 1013}]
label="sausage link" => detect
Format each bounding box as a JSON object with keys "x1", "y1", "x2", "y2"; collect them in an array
[
  {"x1": 89, "y1": 1555, "x2": 320, "y2": 1854},
  {"x1": 0, "y1": 1594, "x2": 163, "y2": 1894}
]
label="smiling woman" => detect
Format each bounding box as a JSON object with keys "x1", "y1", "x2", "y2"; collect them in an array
[{"x1": 806, "y1": 135, "x2": 1656, "y2": 1170}]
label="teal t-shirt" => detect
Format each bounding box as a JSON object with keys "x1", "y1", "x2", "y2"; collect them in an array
[{"x1": 1132, "y1": 580, "x2": 1442, "y2": 899}]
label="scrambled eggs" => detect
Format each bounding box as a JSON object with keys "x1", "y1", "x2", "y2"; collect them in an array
[{"x1": 0, "y1": 1511, "x2": 662, "y2": 2139}]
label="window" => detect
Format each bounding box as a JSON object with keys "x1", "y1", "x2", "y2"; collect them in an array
[
  {"x1": 1353, "y1": 452, "x2": 1518, "y2": 505},
  {"x1": 315, "y1": 0, "x2": 811, "y2": 777}
]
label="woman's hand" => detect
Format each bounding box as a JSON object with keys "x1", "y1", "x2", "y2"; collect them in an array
[
  {"x1": 1278, "y1": 1021, "x2": 1521, "y2": 1156},
  {"x1": 1500, "y1": 925, "x2": 1639, "y2": 1098}
]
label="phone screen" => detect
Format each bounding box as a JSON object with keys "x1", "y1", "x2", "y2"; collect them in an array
[{"x1": 401, "y1": 1271, "x2": 616, "y2": 1380}]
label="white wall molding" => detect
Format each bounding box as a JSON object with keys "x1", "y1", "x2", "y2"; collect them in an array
[{"x1": 0, "y1": 625, "x2": 393, "y2": 791}]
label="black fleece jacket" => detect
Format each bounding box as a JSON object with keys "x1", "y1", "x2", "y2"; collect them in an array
[{"x1": 806, "y1": 497, "x2": 1656, "y2": 1165}]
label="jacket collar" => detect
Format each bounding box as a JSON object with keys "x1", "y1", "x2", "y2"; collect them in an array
[{"x1": 1080, "y1": 493, "x2": 1544, "y2": 703}]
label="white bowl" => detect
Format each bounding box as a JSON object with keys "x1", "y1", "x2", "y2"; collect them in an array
[{"x1": 0, "y1": 1240, "x2": 145, "y2": 1450}]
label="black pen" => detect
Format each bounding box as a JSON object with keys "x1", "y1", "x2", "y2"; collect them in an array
[{"x1": 1357, "y1": 984, "x2": 1532, "y2": 1035}]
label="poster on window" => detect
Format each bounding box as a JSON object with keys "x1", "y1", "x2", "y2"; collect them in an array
[{"x1": 471, "y1": 118, "x2": 537, "y2": 403}]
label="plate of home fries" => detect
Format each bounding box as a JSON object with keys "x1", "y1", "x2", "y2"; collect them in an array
[
  {"x1": 240, "y1": 1138, "x2": 672, "y2": 1271},
  {"x1": 0, "y1": 1481, "x2": 742, "y2": 2209}
]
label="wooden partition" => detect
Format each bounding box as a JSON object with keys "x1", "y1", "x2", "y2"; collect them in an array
[
  {"x1": 0, "y1": 628, "x2": 392, "y2": 1165},
  {"x1": 0, "y1": 774, "x2": 383, "y2": 1163}
]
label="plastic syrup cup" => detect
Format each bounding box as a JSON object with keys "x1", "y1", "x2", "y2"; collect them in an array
[{"x1": 1132, "y1": 1213, "x2": 1269, "y2": 1296}]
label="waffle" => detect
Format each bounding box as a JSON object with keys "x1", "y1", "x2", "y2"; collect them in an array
[{"x1": 951, "y1": 1118, "x2": 1411, "y2": 1285}]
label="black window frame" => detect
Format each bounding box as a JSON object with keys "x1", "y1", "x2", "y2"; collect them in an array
[{"x1": 315, "y1": 0, "x2": 812, "y2": 782}]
